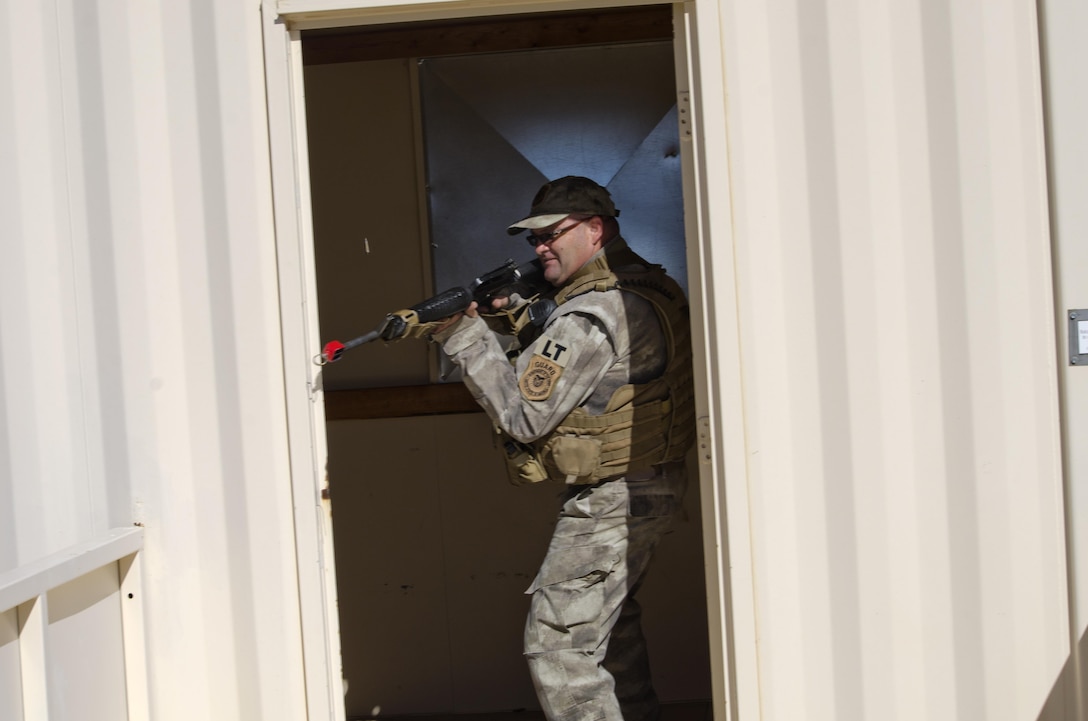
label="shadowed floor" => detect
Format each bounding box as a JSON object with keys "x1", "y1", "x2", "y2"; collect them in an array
[{"x1": 349, "y1": 701, "x2": 715, "y2": 721}]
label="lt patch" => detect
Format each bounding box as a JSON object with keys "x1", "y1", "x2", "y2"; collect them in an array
[{"x1": 519, "y1": 334, "x2": 571, "y2": 402}]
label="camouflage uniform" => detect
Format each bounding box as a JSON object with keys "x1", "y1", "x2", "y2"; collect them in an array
[{"x1": 434, "y1": 239, "x2": 687, "y2": 721}]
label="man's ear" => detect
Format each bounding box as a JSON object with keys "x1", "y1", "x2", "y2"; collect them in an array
[{"x1": 588, "y1": 215, "x2": 606, "y2": 246}]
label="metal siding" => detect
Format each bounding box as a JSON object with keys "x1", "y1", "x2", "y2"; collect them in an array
[
  {"x1": 1, "y1": 0, "x2": 91, "y2": 567},
  {"x1": 1040, "y1": 0, "x2": 1088, "y2": 717},
  {"x1": 714, "y1": 0, "x2": 1066, "y2": 719},
  {"x1": 0, "y1": 609, "x2": 20, "y2": 719},
  {"x1": 2, "y1": 0, "x2": 1083, "y2": 720},
  {"x1": 2, "y1": 1, "x2": 310, "y2": 719},
  {"x1": 46, "y1": 565, "x2": 128, "y2": 720}
]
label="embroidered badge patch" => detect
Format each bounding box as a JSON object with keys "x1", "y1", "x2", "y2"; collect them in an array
[{"x1": 519, "y1": 335, "x2": 571, "y2": 401}]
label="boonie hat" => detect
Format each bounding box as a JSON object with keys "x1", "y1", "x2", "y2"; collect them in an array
[{"x1": 507, "y1": 176, "x2": 620, "y2": 235}]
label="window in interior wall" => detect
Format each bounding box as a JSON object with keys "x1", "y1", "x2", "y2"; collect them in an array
[{"x1": 418, "y1": 41, "x2": 687, "y2": 298}]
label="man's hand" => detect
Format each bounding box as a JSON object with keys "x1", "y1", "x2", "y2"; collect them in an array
[{"x1": 433, "y1": 301, "x2": 479, "y2": 334}]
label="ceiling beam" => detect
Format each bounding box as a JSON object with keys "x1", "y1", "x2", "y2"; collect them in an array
[{"x1": 302, "y1": 5, "x2": 673, "y2": 65}]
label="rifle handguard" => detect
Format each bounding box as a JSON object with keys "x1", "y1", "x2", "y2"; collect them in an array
[
  {"x1": 381, "y1": 287, "x2": 473, "y2": 341},
  {"x1": 413, "y1": 287, "x2": 473, "y2": 322}
]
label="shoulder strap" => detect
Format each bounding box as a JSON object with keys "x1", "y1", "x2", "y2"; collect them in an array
[{"x1": 553, "y1": 238, "x2": 648, "y2": 305}]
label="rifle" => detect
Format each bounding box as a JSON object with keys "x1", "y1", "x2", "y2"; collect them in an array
[{"x1": 314, "y1": 258, "x2": 552, "y2": 365}]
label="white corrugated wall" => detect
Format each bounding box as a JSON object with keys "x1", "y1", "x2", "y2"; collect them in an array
[
  {"x1": 1, "y1": 1, "x2": 318, "y2": 719},
  {"x1": 2, "y1": 0, "x2": 1086, "y2": 720},
  {"x1": 1039, "y1": 0, "x2": 1088, "y2": 716},
  {"x1": 689, "y1": 0, "x2": 1074, "y2": 718}
]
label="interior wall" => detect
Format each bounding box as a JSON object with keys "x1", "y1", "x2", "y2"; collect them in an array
[
  {"x1": 305, "y1": 59, "x2": 432, "y2": 392},
  {"x1": 324, "y1": 418, "x2": 707, "y2": 718},
  {"x1": 305, "y1": 51, "x2": 711, "y2": 717},
  {"x1": 418, "y1": 42, "x2": 688, "y2": 297}
]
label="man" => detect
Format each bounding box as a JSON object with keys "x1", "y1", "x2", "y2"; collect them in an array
[{"x1": 432, "y1": 176, "x2": 695, "y2": 721}]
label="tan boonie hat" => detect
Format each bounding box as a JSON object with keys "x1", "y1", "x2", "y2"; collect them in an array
[{"x1": 506, "y1": 176, "x2": 621, "y2": 235}]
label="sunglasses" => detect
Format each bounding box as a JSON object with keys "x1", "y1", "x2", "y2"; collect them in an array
[{"x1": 525, "y1": 218, "x2": 588, "y2": 248}]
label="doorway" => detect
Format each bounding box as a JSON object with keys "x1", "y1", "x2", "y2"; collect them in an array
[{"x1": 300, "y1": 7, "x2": 712, "y2": 719}]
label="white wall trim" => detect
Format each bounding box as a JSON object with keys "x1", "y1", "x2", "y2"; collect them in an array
[
  {"x1": 261, "y1": 2, "x2": 347, "y2": 719},
  {"x1": 676, "y1": 2, "x2": 760, "y2": 719},
  {"x1": 0, "y1": 527, "x2": 144, "y2": 614},
  {"x1": 274, "y1": 0, "x2": 668, "y2": 31},
  {"x1": 1, "y1": 527, "x2": 147, "y2": 721}
]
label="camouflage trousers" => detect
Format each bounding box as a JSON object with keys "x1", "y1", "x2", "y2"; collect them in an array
[{"x1": 523, "y1": 463, "x2": 685, "y2": 721}]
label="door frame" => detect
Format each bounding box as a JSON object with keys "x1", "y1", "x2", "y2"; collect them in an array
[{"x1": 260, "y1": 2, "x2": 755, "y2": 720}]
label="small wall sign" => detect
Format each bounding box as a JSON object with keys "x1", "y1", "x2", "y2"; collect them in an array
[{"x1": 1070, "y1": 310, "x2": 1088, "y2": 366}]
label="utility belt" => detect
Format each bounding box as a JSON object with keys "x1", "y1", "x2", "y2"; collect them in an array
[
  {"x1": 499, "y1": 433, "x2": 682, "y2": 486},
  {"x1": 598, "y1": 460, "x2": 685, "y2": 486}
]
